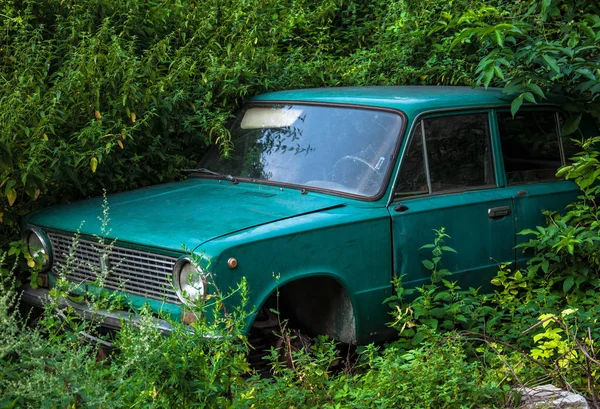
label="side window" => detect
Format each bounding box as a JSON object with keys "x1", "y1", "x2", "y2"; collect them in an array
[
  {"x1": 394, "y1": 123, "x2": 428, "y2": 196},
  {"x1": 497, "y1": 111, "x2": 562, "y2": 185},
  {"x1": 395, "y1": 113, "x2": 495, "y2": 196},
  {"x1": 426, "y1": 114, "x2": 494, "y2": 191}
]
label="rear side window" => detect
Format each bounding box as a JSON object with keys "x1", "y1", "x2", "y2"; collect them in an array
[
  {"x1": 395, "y1": 113, "x2": 495, "y2": 196},
  {"x1": 497, "y1": 111, "x2": 562, "y2": 185}
]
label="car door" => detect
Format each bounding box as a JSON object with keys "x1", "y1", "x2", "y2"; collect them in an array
[
  {"x1": 494, "y1": 109, "x2": 580, "y2": 267},
  {"x1": 388, "y1": 111, "x2": 516, "y2": 291}
]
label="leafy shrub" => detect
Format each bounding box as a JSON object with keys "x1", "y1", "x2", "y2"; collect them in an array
[
  {"x1": 0, "y1": 258, "x2": 253, "y2": 408},
  {"x1": 238, "y1": 334, "x2": 503, "y2": 409},
  {"x1": 384, "y1": 138, "x2": 600, "y2": 403},
  {"x1": 2, "y1": 0, "x2": 600, "y2": 407},
  {"x1": 2, "y1": 0, "x2": 598, "y2": 244},
  {"x1": 0, "y1": 0, "x2": 496, "y2": 244}
]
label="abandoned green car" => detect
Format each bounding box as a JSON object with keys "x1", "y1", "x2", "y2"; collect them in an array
[{"x1": 21, "y1": 86, "x2": 584, "y2": 344}]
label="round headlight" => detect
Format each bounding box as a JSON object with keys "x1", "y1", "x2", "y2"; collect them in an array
[
  {"x1": 22, "y1": 226, "x2": 51, "y2": 271},
  {"x1": 173, "y1": 257, "x2": 205, "y2": 304}
]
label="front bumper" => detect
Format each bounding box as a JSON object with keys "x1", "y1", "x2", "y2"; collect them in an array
[{"x1": 21, "y1": 284, "x2": 175, "y2": 333}]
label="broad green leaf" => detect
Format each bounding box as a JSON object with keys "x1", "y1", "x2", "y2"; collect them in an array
[
  {"x1": 527, "y1": 83, "x2": 545, "y2": 98},
  {"x1": 563, "y1": 276, "x2": 574, "y2": 293},
  {"x1": 483, "y1": 68, "x2": 494, "y2": 88},
  {"x1": 511, "y1": 94, "x2": 524, "y2": 117},
  {"x1": 581, "y1": 24, "x2": 595, "y2": 39},
  {"x1": 411, "y1": 331, "x2": 426, "y2": 346},
  {"x1": 555, "y1": 166, "x2": 570, "y2": 177},
  {"x1": 434, "y1": 292, "x2": 451, "y2": 302},
  {"x1": 422, "y1": 260, "x2": 435, "y2": 270},
  {"x1": 440, "y1": 246, "x2": 457, "y2": 253},
  {"x1": 4, "y1": 179, "x2": 16, "y2": 193},
  {"x1": 541, "y1": 259, "x2": 549, "y2": 273},
  {"x1": 420, "y1": 318, "x2": 438, "y2": 329},
  {"x1": 494, "y1": 30, "x2": 503, "y2": 47},
  {"x1": 562, "y1": 115, "x2": 582, "y2": 136},
  {"x1": 540, "y1": 0, "x2": 552, "y2": 18},
  {"x1": 450, "y1": 28, "x2": 472, "y2": 50},
  {"x1": 493, "y1": 65, "x2": 505, "y2": 81},
  {"x1": 575, "y1": 68, "x2": 596, "y2": 81},
  {"x1": 542, "y1": 54, "x2": 560, "y2": 73},
  {"x1": 562, "y1": 46, "x2": 574, "y2": 57},
  {"x1": 518, "y1": 229, "x2": 539, "y2": 235},
  {"x1": 503, "y1": 81, "x2": 522, "y2": 95},
  {"x1": 522, "y1": 92, "x2": 536, "y2": 103}
]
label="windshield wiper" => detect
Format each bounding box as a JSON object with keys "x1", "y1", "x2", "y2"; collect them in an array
[{"x1": 181, "y1": 167, "x2": 238, "y2": 184}]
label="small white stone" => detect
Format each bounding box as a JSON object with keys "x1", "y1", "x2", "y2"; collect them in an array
[{"x1": 517, "y1": 384, "x2": 589, "y2": 409}]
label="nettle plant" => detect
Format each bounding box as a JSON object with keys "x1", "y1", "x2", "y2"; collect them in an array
[
  {"x1": 386, "y1": 228, "x2": 492, "y2": 349},
  {"x1": 4, "y1": 197, "x2": 255, "y2": 408}
]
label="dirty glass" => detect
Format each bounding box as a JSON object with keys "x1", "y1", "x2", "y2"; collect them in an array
[
  {"x1": 394, "y1": 123, "x2": 428, "y2": 197},
  {"x1": 199, "y1": 104, "x2": 403, "y2": 197},
  {"x1": 424, "y1": 114, "x2": 495, "y2": 192},
  {"x1": 497, "y1": 111, "x2": 562, "y2": 185}
]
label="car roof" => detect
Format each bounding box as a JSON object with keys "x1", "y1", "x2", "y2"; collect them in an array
[{"x1": 251, "y1": 86, "x2": 522, "y2": 118}]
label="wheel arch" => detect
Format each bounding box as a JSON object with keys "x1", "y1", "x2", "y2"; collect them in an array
[{"x1": 249, "y1": 272, "x2": 357, "y2": 344}]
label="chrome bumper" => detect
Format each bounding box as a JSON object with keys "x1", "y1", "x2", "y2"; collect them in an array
[{"x1": 20, "y1": 284, "x2": 175, "y2": 333}]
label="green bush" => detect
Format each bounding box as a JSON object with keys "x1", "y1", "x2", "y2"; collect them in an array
[
  {"x1": 384, "y1": 138, "x2": 600, "y2": 402},
  {"x1": 2, "y1": 0, "x2": 599, "y2": 245},
  {"x1": 2, "y1": 0, "x2": 600, "y2": 407},
  {"x1": 0, "y1": 256, "x2": 253, "y2": 408},
  {"x1": 0, "y1": 0, "x2": 493, "y2": 244}
]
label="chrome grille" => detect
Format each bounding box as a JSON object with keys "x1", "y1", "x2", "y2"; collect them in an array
[{"x1": 47, "y1": 231, "x2": 180, "y2": 304}]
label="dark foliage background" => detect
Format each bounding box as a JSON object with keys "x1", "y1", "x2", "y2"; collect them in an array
[
  {"x1": 0, "y1": 0, "x2": 598, "y2": 243},
  {"x1": 0, "y1": 0, "x2": 500, "y2": 243}
]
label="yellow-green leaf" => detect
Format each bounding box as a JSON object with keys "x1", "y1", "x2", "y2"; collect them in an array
[
  {"x1": 561, "y1": 308, "x2": 578, "y2": 317},
  {"x1": 90, "y1": 157, "x2": 98, "y2": 173},
  {"x1": 6, "y1": 189, "x2": 16, "y2": 206}
]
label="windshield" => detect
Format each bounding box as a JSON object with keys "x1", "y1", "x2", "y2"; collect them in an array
[{"x1": 199, "y1": 103, "x2": 403, "y2": 197}]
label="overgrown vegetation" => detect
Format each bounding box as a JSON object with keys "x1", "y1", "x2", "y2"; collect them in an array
[
  {"x1": 3, "y1": 0, "x2": 598, "y2": 241},
  {"x1": 386, "y1": 137, "x2": 600, "y2": 405},
  {"x1": 1, "y1": 139, "x2": 599, "y2": 408},
  {"x1": 1, "y1": 0, "x2": 600, "y2": 407}
]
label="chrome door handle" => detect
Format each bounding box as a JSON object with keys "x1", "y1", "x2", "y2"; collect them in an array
[
  {"x1": 394, "y1": 204, "x2": 409, "y2": 213},
  {"x1": 488, "y1": 206, "x2": 511, "y2": 219}
]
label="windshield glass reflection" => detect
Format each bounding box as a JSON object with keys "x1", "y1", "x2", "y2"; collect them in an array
[{"x1": 199, "y1": 104, "x2": 403, "y2": 197}]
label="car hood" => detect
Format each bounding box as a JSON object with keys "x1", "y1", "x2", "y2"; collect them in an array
[{"x1": 27, "y1": 179, "x2": 346, "y2": 251}]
